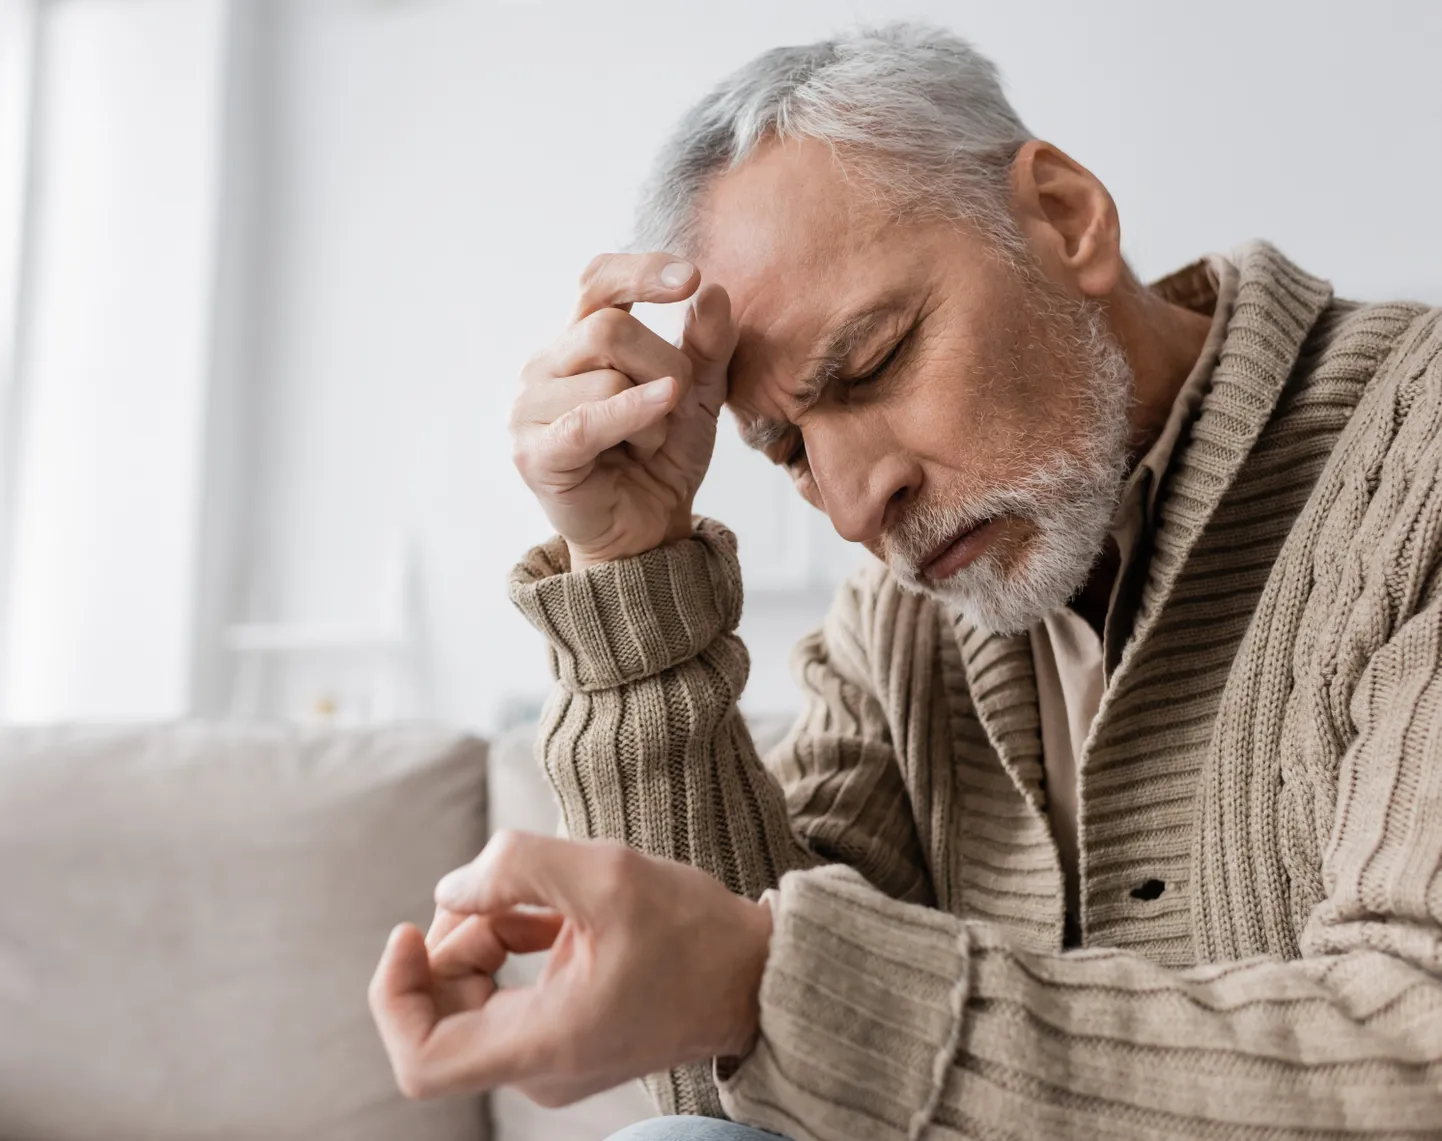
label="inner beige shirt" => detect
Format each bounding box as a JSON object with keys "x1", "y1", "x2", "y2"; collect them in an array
[{"x1": 1029, "y1": 254, "x2": 1239, "y2": 940}]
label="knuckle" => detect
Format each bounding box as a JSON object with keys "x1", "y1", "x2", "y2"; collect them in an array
[
  {"x1": 484, "y1": 828, "x2": 526, "y2": 875},
  {"x1": 394, "y1": 1061, "x2": 432, "y2": 1101},
  {"x1": 519, "y1": 348, "x2": 550, "y2": 381},
  {"x1": 552, "y1": 406, "x2": 593, "y2": 453},
  {"x1": 510, "y1": 438, "x2": 535, "y2": 479},
  {"x1": 592, "y1": 842, "x2": 636, "y2": 898},
  {"x1": 585, "y1": 305, "x2": 631, "y2": 344},
  {"x1": 578, "y1": 252, "x2": 611, "y2": 289},
  {"x1": 505, "y1": 398, "x2": 527, "y2": 438},
  {"x1": 596, "y1": 369, "x2": 631, "y2": 400}
]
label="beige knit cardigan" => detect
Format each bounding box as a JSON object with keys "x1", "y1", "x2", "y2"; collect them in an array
[{"x1": 510, "y1": 243, "x2": 1442, "y2": 1139}]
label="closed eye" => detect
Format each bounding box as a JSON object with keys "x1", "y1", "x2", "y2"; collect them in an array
[
  {"x1": 844, "y1": 329, "x2": 911, "y2": 390},
  {"x1": 773, "y1": 326, "x2": 913, "y2": 471}
]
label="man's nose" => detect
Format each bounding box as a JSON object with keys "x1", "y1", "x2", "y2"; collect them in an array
[{"x1": 809, "y1": 432, "x2": 917, "y2": 545}]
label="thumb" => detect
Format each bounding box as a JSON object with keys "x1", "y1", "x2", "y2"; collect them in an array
[
  {"x1": 435, "y1": 830, "x2": 610, "y2": 919},
  {"x1": 679, "y1": 283, "x2": 738, "y2": 383},
  {"x1": 368, "y1": 923, "x2": 438, "y2": 1059}
]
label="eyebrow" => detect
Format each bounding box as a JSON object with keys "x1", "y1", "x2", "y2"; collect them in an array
[{"x1": 737, "y1": 305, "x2": 894, "y2": 453}]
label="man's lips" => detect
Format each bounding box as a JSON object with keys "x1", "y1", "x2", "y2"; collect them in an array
[{"x1": 920, "y1": 517, "x2": 1002, "y2": 581}]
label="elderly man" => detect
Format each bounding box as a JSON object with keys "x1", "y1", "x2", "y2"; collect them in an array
[{"x1": 369, "y1": 23, "x2": 1442, "y2": 1140}]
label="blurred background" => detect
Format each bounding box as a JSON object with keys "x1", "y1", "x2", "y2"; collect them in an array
[
  {"x1": 3, "y1": 5, "x2": 1442, "y2": 1138},
  {"x1": 2, "y1": 0, "x2": 1440, "y2": 734}
]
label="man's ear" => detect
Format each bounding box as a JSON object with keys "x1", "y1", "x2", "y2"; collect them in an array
[{"x1": 1008, "y1": 140, "x2": 1123, "y2": 299}]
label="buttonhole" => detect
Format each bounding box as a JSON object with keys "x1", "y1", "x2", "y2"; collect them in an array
[{"x1": 1130, "y1": 878, "x2": 1166, "y2": 901}]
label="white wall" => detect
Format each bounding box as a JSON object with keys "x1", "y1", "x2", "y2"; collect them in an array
[
  {"x1": 236, "y1": 0, "x2": 1442, "y2": 731},
  {"x1": 3, "y1": 0, "x2": 227, "y2": 719},
  {"x1": 0, "y1": 0, "x2": 38, "y2": 709}
]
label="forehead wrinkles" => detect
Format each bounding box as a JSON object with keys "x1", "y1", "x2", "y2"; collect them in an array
[{"x1": 697, "y1": 150, "x2": 905, "y2": 445}]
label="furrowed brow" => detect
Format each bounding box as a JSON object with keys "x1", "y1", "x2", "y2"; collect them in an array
[{"x1": 737, "y1": 306, "x2": 892, "y2": 454}]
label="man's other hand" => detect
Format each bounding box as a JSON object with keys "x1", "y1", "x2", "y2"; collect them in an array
[
  {"x1": 366, "y1": 830, "x2": 773, "y2": 1106},
  {"x1": 509, "y1": 253, "x2": 738, "y2": 571}
]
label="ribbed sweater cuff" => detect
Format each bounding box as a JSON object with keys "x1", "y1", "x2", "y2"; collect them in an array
[
  {"x1": 718, "y1": 865, "x2": 971, "y2": 1141},
  {"x1": 508, "y1": 518, "x2": 742, "y2": 692}
]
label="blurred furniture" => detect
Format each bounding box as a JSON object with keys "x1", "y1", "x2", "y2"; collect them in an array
[
  {"x1": 0, "y1": 719, "x2": 677, "y2": 1141},
  {"x1": 225, "y1": 537, "x2": 430, "y2": 725}
]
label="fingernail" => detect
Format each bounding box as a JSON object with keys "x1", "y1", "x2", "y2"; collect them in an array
[
  {"x1": 641, "y1": 378, "x2": 674, "y2": 402},
  {"x1": 660, "y1": 261, "x2": 693, "y2": 288}
]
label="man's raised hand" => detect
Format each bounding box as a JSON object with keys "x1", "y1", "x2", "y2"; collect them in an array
[{"x1": 509, "y1": 253, "x2": 738, "y2": 571}]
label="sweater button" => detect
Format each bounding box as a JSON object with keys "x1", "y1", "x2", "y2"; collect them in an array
[{"x1": 1130, "y1": 878, "x2": 1166, "y2": 901}]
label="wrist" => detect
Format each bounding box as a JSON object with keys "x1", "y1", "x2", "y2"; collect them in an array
[
  {"x1": 718, "y1": 895, "x2": 773, "y2": 1059},
  {"x1": 566, "y1": 511, "x2": 696, "y2": 575},
  {"x1": 566, "y1": 545, "x2": 610, "y2": 574},
  {"x1": 664, "y1": 504, "x2": 696, "y2": 545}
]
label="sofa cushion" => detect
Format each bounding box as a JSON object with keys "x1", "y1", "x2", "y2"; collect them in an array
[{"x1": 0, "y1": 723, "x2": 489, "y2": 1141}]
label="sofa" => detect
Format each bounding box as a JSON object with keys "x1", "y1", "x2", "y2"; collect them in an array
[{"x1": 0, "y1": 720, "x2": 661, "y2": 1141}]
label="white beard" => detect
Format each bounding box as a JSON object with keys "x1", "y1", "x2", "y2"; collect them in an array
[{"x1": 882, "y1": 297, "x2": 1134, "y2": 636}]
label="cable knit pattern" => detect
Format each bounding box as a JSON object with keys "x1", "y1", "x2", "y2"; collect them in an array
[{"x1": 508, "y1": 243, "x2": 1442, "y2": 1136}]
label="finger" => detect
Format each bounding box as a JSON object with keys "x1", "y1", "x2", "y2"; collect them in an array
[
  {"x1": 559, "y1": 317, "x2": 671, "y2": 452},
  {"x1": 680, "y1": 281, "x2": 738, "y2": 369},
  {"x1": 413, "y1": 984, "x2": 551, "y2": 1094},
  {"x1": 572, "y1": 252, "x2": 698, "y2": 322},
  {"x1": 430, "y1": 910, "x2": 565, "y2": 978},
  {"x1": 435, "y1": 829, "x2": 630, "y2": 919},
  {"x1": 425, "y1": 906, "x2": 467, "y2": 951},
  {"x1": 431, "y1": 915, "x2": 507, "y2": 977},
  {"x1": 368, "y1": 924, "x2": 439, "y2": 1065},
  {"x1": 516, "y1": 369, "x2": 667, "y2": 458},
  {"x1": 547, "y1": 308, "x2": 694, "y2": 393},
  {"x1": 625, "y1": 423, "x2": 668, "y2": 461},
  {"x1": 518, "y1": 369, "x2": 630, "y2": 425},
  {"x1": 539, "y1": 378, "x2": 678, "y2": 472},
  {"x1": 491, "y1": 908, "x2": 566, "y2": 954}
]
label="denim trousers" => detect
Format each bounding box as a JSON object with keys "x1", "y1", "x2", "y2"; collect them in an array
[{"x1": 605, "y1": 1116, "x2": 788, "y2": 1140}]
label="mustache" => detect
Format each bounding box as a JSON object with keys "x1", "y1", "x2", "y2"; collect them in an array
[
  {"x1": 881, "y1": 445, "x2": 1115, "y2": 575},
  {"x1": 883, "y1": 495, "x2": 1001, "y2": 570},
  {"x1": 876, "y1": 467, "x2": 1061, "y2": 576}
]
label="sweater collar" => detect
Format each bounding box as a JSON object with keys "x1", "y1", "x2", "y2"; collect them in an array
[{"x1": 1111, "y1": 241, "x2": 1334, "y2": 674}]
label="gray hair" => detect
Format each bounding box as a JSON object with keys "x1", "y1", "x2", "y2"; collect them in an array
[{"x1": 633, "y1": 23, "x2": 1033, "y2": 259}]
